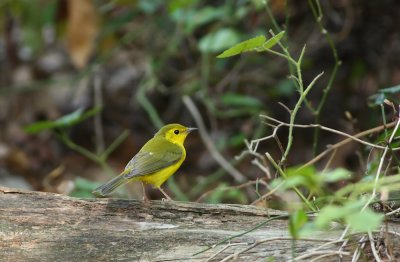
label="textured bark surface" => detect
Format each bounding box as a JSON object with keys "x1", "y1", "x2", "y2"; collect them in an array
[{"x1": 1, "y1": 187, "x2": 399, "y2": 261}]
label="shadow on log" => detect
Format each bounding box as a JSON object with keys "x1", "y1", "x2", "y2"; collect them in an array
[{"x1": 1, "y1": 187, "x2": 399, "y2": 261}]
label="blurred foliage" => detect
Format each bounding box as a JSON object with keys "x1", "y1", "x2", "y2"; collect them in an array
[
  {"x1": 70, "y1": 177, "x2": 101, "y2": 198},
  {"x1": 24, "y1": 107, "x2": 101, "y2": 134},
  {"x1": 1, "y1": 0, "x2": 400, "y2": 244}
]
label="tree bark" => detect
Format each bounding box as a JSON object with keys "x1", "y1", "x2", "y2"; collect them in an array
[{"x1": 0, "y1": 187, "x2": 399, "y2": 261}]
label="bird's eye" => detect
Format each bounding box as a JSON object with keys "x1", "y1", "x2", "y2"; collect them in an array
[{"x1": 174, "y1": 130, "x2": 179, "y2": 135}]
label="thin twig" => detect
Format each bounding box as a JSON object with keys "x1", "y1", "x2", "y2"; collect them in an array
[
  {"x1": 288, "y1": 230, "x2": 348, "y2": 261},
  {"x1": 307, "y1": 0, "x2": 342, "y2": 154},
  {"x1": 365, "y1": 108, "x2": 400, "y2": 209},
  {"x1": 205, "y1": 242, "x2": 248, "y2": 262},
  {"x1": 322, "y1": 148, "x2": 337, "y2": 173},
  {"x1": 261, "y1": 114, "x2": 394, "y2": 150},
  {"x1": 385, "y1": 206, "x2": 400, "y2": 216},
  {"x1": 251, "y1": 158, "x2": 271, "y2": 178},
  {"x1": 294, "y1": 250, "x2": 350, "y2": 261},
  {"x1": 309, "y1": 252, "x2": 351, "y2": 262},
  {"x1": 384, "y1": 230, "x2": 400, "y2": 237},
  {"x1": 338, "y1": 109, "x2": 400, "y2": 256},
  {"x1": 351, "y1": 235, "x2": 368, "y2": 262},
  {"x1": 219, "y1": 237, "x2": 335, "y2": 262},
  {"x1": 299, "y1": 121, "x2": 397, "y2": 169},
  {"x1": 183, "y1": 95, "x2": 246, "y2": 183},
  {"x1": 250, "y1": 180, "x2": 284, "y2": 205},
  {"x1": 368, "y1": 231, "x2": 382, "y2": 262}
]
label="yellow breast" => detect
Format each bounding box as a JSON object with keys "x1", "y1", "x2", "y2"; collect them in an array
[{"x1": 138, "y1": 147, "x2": 186, "y2": 188}]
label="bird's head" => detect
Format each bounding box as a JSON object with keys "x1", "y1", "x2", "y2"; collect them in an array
[{"x1": 155, "y1": 123, "x2": 197, "y2": 145}]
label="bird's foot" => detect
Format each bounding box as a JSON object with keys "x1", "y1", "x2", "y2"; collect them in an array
[{"x1": 158, "y1": 187, "x2": 173, "y2": 201}]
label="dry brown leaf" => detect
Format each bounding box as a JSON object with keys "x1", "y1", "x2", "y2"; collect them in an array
[{"x1": 66, "y1": 0, "x2": 99, "y2": 68}]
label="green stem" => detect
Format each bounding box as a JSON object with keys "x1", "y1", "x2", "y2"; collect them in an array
[
  {"x1": 56, "y1": 130, "x2": 100, "y2": 164},
  {"x1": 282, "y1": 72, "x2": 324, "y2": 161},
  {"x1": 266, "y1": 153, "x2": 316, "y2": 211},
  {"x1": 56, "y1": 130, "x2": 115, "y2": 176},
  {"x1": 308, "y1": 0, "x2": 342, "y2": 155},
  {"x1": 264, "y1": 3, "x2": 298, "y2": 89},
  {"x1": 264, "y1": 0, "x2": 282, "y2": 33},
  {"x1": 136, "y1": 73, "x2": 164, "y2": 129},
  {"x1": 100, "y1": 129, "x2": 130, "y2": 161}
]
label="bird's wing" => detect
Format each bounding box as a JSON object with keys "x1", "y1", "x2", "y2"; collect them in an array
[{"x1": 123, "y1": 139, "x2": 183, "y2": 179}]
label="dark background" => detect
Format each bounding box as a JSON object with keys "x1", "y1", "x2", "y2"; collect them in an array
[{"x1": 1, "y1": 0, "x2": 399, "y2": 204}]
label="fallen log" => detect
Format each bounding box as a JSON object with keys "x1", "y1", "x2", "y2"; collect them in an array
[{"x1": 0, "y1": 187, "x2": 399, "y2": 261}]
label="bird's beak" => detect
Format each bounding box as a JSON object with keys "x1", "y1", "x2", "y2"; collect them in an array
[{"x1": 186, "y1": 127, "x2": 198, "y2": 133}]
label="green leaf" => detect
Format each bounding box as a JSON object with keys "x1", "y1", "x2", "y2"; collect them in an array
[
  {"x1": 260, "y1": 31, "x2": 285, "y2": 50},
  {"x1": 23, "y1": 120, "x2": 60, "y2": 134},
  {"x1": 216, "y1": 35, "x2": 266, "y2": 58},
  {"x1": 345, "y1": 209, "x2": 383, "y2": 232},
  {"x1": 54, "y1": 108, "x2": 84, "y2": 126},
  {"x1": 198, "y1": 28, "x2": 240, "y2": 53},
  {"x1": 286, "y1": 165, "x2": 318, "y2": 190},
  {"x1": 216, "y1": 31, "x2": 285, "y2": 58},
  {"x1": 270, "y1": 165, "x2": 318, "y2": 191},
  {"x1": 287, "y1": 166, "x2": 316, "y2": 178},
  {"x1": 319, "y1": 168, "x2": 352, "y2": 183},
  {"x1": 298, "y1": 222, "x2": 318, "y2": 237},
  {"x1": 24, "y1": 107, "x2": 101, "y2": 134},
  {"x1": 369, "y1": 84, "x2": 400, "y2": 106},
  {"x1": 378, "y1": 84, "x2": 400, "y2": 94},
  {"x1": 289, "y1": 210, "x2": 308, "y2": 239},
  {"x1": 278, "y1": 176, "x2": 309, "y2": 189},
  {"x1": 315, "y1": 205, "x2": 345, "y2": 228},
  {"x1": 315, "y1": 200, "x2": 368, "y2": 229},
  {"x1": 227, "y1": 133, "x2": 246, "y2": 147}
]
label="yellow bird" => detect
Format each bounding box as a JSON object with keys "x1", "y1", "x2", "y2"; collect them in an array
[{"x1": 92, "y1": 123, "x2": 196, "y2": 200}]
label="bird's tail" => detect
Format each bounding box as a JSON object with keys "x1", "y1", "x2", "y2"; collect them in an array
[{"x1": 92, "y1": 170, "x2": 131, "y2": 197}]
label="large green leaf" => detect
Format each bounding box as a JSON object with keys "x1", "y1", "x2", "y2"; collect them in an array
[
  {"x1": 345, "y1": 209, "x2": 383, "y2": 232},
  {"x1": 314, "y1": 200, "x2": 382, "y2": 232}
]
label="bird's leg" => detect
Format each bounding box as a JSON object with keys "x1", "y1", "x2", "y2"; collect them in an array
[
  {"x1": 158, "y1": 187, "x2": 172, "y2": 201},
  {"x1": 141, "y1": 182, "x2": 149, "y2": 202}
]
